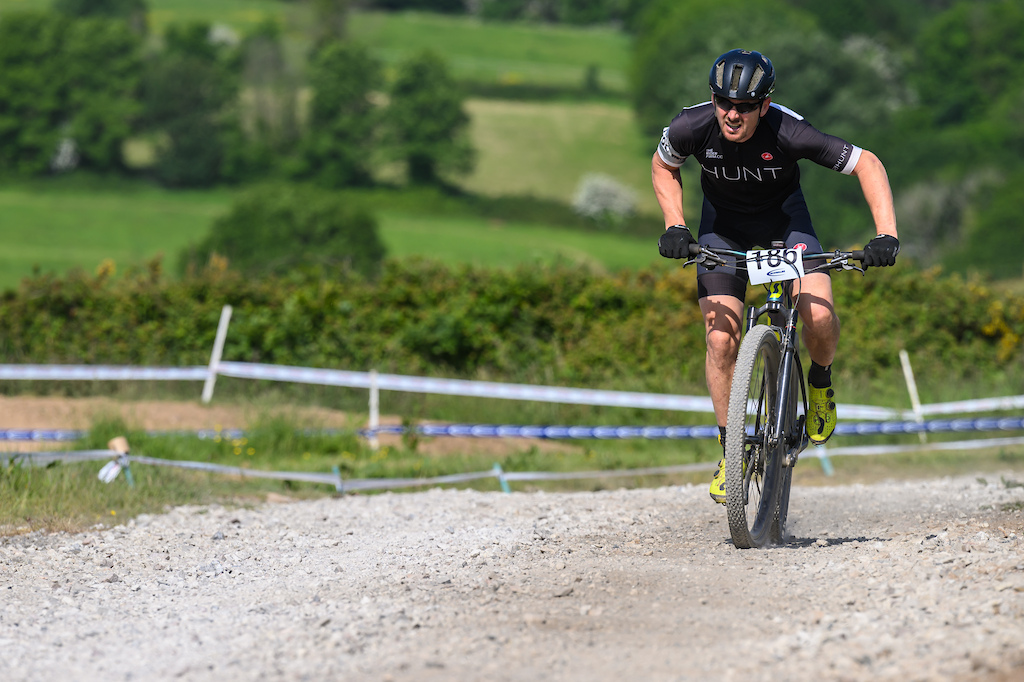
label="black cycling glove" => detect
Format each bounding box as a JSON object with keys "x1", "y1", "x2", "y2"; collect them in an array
[
  {"x1": 862, "y1": 234, "x2": 900, "y2": 267},
  {"x1": 658, "y1": 225, "x2": 695, "y2": 259}
]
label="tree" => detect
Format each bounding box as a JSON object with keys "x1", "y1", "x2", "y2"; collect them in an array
[
  {"x1": 141, "y1": 22, "x2": 243, "y2": 186},
  {"x1": 295, "y1": 41, "x2": 381, "y2": 188},
  {"x1": 52, "y1": 0, "x2": 147, "y2": 34},
  {"x1": 0, "y1": 11, "x2": 142, "y2": 176},
  {"x1": 241, "y1": 19, "x2": 300, "y2": 158},
  {"x1": 184, "y1": 184, "x2": 386, "y2": 278},
  {"x1": 309, "y1": 0, "x2": 350, "y2": 48},
  {"x1": 629, "y1": 0, "x2": 906, "y2": 136},
  {"x1": 558, "y1": 0, "x2": 618, "y2": 25},
  {"x1": 382, "y1": 50, "x2": 474, "y2": 185},
  {"x1": 63, "y1": 17, "x2": 143, "y2": 171},
  {"x1": 369, "y1": 0, "x2": 465, "y2": 13},
  {"x1": 0, "y1": 13, "x2": 68, "y2": 175},
  {"x1": 783, "y1": 0, "x2": 941, "y2": 46},
  {"x1": 955, "y1": 167, "x2": 1024, "y2": 279},
  {"x1": 911, "y1": 0, "x2": 1024, "y2": 127}
]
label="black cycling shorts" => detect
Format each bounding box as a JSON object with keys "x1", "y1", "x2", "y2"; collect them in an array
[{"x1": 696, "y1": 189, "x2": 825, "y2": 301}]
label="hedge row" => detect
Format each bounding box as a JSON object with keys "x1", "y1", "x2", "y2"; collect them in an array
[{"x1": 0, "y1": 258, "x2": 1020, "y2": 398}]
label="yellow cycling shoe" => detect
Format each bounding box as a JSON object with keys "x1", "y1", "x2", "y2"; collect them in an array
[
  {"x1": 709, "y1": 432, "x2": 727, "y2": 504},
  {"x1": 709, "y1": 456, "x2": 726, "y2": 504},
  {"x1": 808, "y1": 385, "x2": 837, "y2": 445}
]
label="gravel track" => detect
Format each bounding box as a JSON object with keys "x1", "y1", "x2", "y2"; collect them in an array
[{"x1": 3, "y1": 474, "x2": 1024, "y2": 681}]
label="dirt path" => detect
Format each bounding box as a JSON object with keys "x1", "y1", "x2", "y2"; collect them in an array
[{"x1": 2, "y1": 475, "x2": 1023, "y2": 681}]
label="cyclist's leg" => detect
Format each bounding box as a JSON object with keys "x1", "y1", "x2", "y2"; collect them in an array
[
  {"x1": 700, "y1": 294, "x2": 744, "y2": 504},
  {"x1": 798, "y1": 273, "x2": 839, "y2": 444},
  {"x1": 698, "y1": 295, "x2": 744, "y2": 427},
  {"x1": 696, "y1": 228, "x2": 749, "y2": 428},
  {"x1": 795, "y1": 272, "x2": 839, "y2": 366},
  {"x1": 784, "y1": 225, "x2": 839, "y2": 444},
  {"x1": 696, "y1": 226, "x2": 749, "y2": 503}
]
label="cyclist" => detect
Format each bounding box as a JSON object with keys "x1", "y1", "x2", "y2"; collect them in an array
[{"x1": 651, "y1": 48, "x2": 899, "y2": 504}]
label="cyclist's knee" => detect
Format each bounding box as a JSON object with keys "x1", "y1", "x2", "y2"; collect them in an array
[
  {"x1": 807, "y1": 306, "x2": 840, "y2": 337},
  {"x1": 706, "y1": 326, "x2": 741, "y2": 361}
]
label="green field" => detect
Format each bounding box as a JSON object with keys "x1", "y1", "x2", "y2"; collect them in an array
[
  {"x1": 0, "y1": 3, "x2": 632, "y2": 94},
  {"x1": 463, "y1": 99, "x2": 664, "y2": 212},
  {"x1": 376, "y1": 211, "x2": 658, "y2": 272},
  {"x1": 0, "y1": 183, "x2": 232, "y2": 288},
  {"x1": 0, "y1": 181, "x2": 663, "y2": 290},
  {"x1": 147, "y1": 0, "x2": 286, "y2": 32},
  {"x1": 0, "y1": 0, "x2": 291, "y2": 33},
  {"x1": 0, "y1": 94, "x2": 671, "y2": 288},
  {"x1": 349, "y1": 11, "x2": 630, "y2": 92}
]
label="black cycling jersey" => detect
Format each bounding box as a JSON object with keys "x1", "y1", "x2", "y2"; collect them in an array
[{"x1": 657, "y1": 102, "x2": 861, "y2": 214}]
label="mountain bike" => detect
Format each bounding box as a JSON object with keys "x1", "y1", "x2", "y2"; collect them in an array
[{"x1": 686, "y1": 242, "x2": 864, "y2": 548}]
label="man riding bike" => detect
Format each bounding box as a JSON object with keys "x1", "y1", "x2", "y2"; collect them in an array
[{"x1": 651, "y1": 49, "x2": 899, "y2": 504}]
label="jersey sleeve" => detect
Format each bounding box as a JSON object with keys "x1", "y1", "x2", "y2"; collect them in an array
[
  {"x1": 776, "y1": 107, "x2": 862, "y2": 175},
  {"x1": 657, "y1": 126, "x2": 688, "y2": 168}
]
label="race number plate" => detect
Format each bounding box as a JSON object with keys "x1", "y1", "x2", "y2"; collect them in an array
[{"x1": 745, "y1": 248, "x2": 805, "y2": 284}]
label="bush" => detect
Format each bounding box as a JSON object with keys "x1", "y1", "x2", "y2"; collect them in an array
[
  {"x1": 0, "y1": 258, "x2": 1019, "y2": 404},
  {"x1": 572, "y1": 174, "x2": 637, "y2": 226},
  {"x1": 182, "y1": 184, "x2": 386, "y2": 278}
]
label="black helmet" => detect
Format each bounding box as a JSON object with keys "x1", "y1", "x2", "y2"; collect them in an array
[{"x1": 709, "y1": 49, "x2": 775, "y2": 100}]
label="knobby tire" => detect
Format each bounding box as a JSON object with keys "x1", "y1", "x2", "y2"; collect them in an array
[
  {"x1": 770, "y1": 355, "x2": 802, "y2": 544},
  {"x1": 725, "y1": 325, "x2": 786, "y2": 549}
]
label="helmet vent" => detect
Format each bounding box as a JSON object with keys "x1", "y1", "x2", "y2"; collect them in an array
[
  {"x1": 729, "y1": 65, "x2": 743, "y2": 92},
  {"x1": 714, "y1": 61, "x2": 726, "y2": 89},
  {"x1": 748, "y1": 66, "x2": 764, "y2": 95}
]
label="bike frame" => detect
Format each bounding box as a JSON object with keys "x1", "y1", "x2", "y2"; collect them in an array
[
  {"x1": 689, "y1": 246, "x2": 863, "y2": 471},
  {"x1": 744, "y1": 280, "x2": 807, "y2": 467}
]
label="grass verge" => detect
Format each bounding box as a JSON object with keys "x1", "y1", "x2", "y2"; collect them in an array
[{"x1": 3, "y1": 409, "x2": 1023, "y2": 537}]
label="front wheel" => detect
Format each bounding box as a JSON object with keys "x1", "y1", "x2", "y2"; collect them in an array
[
  {"x1": 771, "y1": 360, "x2": 802, "y2": 544},
  {"x1": 725, "y1": 325, "x2": 786, "y2": 549}
]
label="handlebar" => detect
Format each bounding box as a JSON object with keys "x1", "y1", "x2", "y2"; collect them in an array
[{"x1": 685, "y1": 244, "x2": 866, "y2": 272}]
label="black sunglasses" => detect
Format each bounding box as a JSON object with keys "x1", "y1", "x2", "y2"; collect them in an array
[{"x1": 714, "y1": 96, "x2": 762, "y2": 114}]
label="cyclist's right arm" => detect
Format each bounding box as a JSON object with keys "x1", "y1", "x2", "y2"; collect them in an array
[
  {"x1": 652, "y1": 152, "x2": 699, "y2": 259},
  {"x1": 651, "y1": 152, "x2": 687, "y2": 230}
]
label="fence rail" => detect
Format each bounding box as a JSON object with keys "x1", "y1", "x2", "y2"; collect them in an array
[
  {"x1": 2, "y1": 305, "x2": 1020, "y2": 491},
  {"x1": 1, "y1": 360, "x2": 1021, "y2": 424}
]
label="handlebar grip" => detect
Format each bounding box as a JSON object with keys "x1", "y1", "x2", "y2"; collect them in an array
[
  {"x1": 688, "y1": 242, "x2": 701, "y2": 257},
  {"x1": 851, "y1": 250, "x2": 865, "y2": 261}
]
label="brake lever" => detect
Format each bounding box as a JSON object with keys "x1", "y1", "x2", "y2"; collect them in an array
[
  {"x1": 686, "y1": 247, "x2": 728, "y2": 269},
  {"x1": 828, "y1": 254, "x2": 865, "y2": 274}
]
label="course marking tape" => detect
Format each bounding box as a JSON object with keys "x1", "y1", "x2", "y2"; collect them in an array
[{"x1": 1, "y1": 417, "x2": 1022, "y2": 444}]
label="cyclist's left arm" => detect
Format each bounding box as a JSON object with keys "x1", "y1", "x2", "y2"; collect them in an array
[
  {"x1": 776, "y1": 110, "x2": 897, "y2": 240},
  {"x1": 850, "y1": 149, "x2": 898, "y2": 239}
]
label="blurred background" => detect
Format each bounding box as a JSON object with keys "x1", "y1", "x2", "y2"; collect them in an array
[
  {"x1": 0, "y1": 0, "x2": 1020, "y2": 410},
  {"x1": 0, "y1": 0, "x2": 1021, "y2": 284},
  {"x1": 0, "y1": 1, "x2": 1022, "y2": 524}
]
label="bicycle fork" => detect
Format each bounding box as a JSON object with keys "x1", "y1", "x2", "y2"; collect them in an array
[{"x1": 748, "y1": 298, "x2": 808, "y2": 469}]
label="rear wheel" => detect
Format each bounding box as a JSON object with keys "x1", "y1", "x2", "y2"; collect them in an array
[{"x1": 725, "y1": 325, "x2": 786, "y2": 549}]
